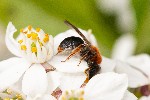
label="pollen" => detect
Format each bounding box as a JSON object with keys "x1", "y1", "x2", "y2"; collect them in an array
[
  {"x1": 21, "y1": 45, "x2": 27, "y2": 51},
  {"x1": 18, "y1": 40, "x2": 23, "y2": 44},
  {"x1": 61, "y1": 96, "x2": 66, "y2": 100},
  {"x1": 3, "y1": 98, "x2": 10, "y2": 100},
  {"x1": 36, "y1": 28, "x2": 41, "y2": 32},
  {"x1": 45, "y1": 33, "x2": 49, "y2": 36},
  {"x1": 20, "y1": 28, "x2": 23, "y2": 33},
  {"x1": 6, "y1": 88, "x2": 12, "y2": 94},
  {"x1": 28, "y1": 25, "x2": 32, "y2": 31},
  {"x1": 27, "y1": 34, "x2": 31, "y2": 38},
  {"x1": 31, "y1": 32, "x2": 38, "y2": 40},
  {"x1": 31, "y1": 47, "x2": 37, "y2": 53},
  {"x1": 80, "y1": 90, "x2": 84, "y2": 95},
  {"x1": 43, "y1": 35, "x2": 49, "y2": 43},
  {"x1": 24, "y1": 31, "x2": 27, "y2": 34},
  {"x1": 39, "y1": 41, "x2": 43, "y2": 47},
  {"x1": 16, "y1": 94, "x2": 22, "y2": 99},
  {"x1": 60, "y1": 90, "x2": 85, "y2": 100},
  {"x1": 79, "y1": 97, "x2": 84, "y2": 100}
]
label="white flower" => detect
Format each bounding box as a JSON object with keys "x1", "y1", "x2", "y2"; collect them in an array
[
  {"x1": 0, "y1": 87, "x2": 57, "y2": 100},
  {"x1": 112, "y1": 34, "x2": 136, "y2": 61},
  {"x1": 0, "y1": 22, "x2": 59, "y2": 99},
  {"x1": 59, "y1": 72, "x2": 137, "y2": 100},
  {"x1": 111, "y1": 34, "x2": 150, "y2": 88},
  {"x1": 96, "y1": 0, "x2": 136, "y2": 32},
  {"x1": 140, "y1": 96, "x2": 150, "y2": 100}
]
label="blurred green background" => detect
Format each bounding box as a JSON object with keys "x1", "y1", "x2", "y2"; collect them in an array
[{"x1": 0, "y1": 0, "x2": 150, "y2": 58}]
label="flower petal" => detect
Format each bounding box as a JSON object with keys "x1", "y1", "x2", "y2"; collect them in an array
[
  {"x1": 127, "y1": 54, "x2": 150, "y2": 78},
  {"x1": 84, "y1": 72, "x2": 128, "y2": 100},
  {"x1": 0, "y1": 57, "x2": 21, "y2": 72},
  {"x1": 22, "y1": 64, "x2": 48, "y2": 98},
  {"x1": 26, "y1": 94, "x2": 56, "y2": 100},
  {"x1": 122, "y1": 90, "x2": 137, "y2": 100},
  {"x1": 5, "y1": 22, "x2": 22, "y2": 57},
  {"x1": 140, "y1": 96, "x2": 150, "y2": 100},
  {"x1": 100, "y1": 56, "x2": 116, "y2": 72},
  {"x1": 54, "y1": 29, "x2": 98, "y2": 54},
  {"x1": 59, "y1": 72, "x2": 86, "y2": 91},
  {"x1": 48, "y1": 55, "x2": 88, "y2": 73},
  {"x1": 38, "y1": 94, "x2": 56, "y2": 100},
  {"x1": 115, "y1": 61, "x2": 149, "y2": 88},
  {"x1": 0, "y1": 57, "x2": 30, "y2": 91},
  {"x1": 112, "y1": 34, "x2": 136, "y2": 61},
  {"x1": 46, "y1": 35, "x2": 54, "y2": 61},
  {"x1": 46, "y1": 71, "x2": 60, "y2": 94}
]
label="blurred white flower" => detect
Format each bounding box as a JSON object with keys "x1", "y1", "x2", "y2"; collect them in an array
[
  {"x1": 111, "y1": 34, "x2": 150, "y2": 88},
  {"x1": 112, "y1": 34, "x2": 136, "y2": 61},
  {"x1": 96, "y1": 0, "x2": 136, "y2": 32},
  {"x1": 0, "y1": 22, "x2": 59, "y2": 99},
  {"x1": 59, "y1": 72, "x2": 137, "y2": 100}
]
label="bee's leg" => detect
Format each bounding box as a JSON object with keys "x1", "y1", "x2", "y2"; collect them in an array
[
  {"x1": 83, "y1": 68, "x2": 90, "y2": 84},
  {"x1": 89, "y1": 65, "x2": 101, "y2": 79},
  {"x1": 55, "y1": 47, "x2": 64, "y2": 56},
  {"x1": 55, "y1": 51, "x2": 62, "y2": 56},
  {"x1": 61, "y1": 44, "x2": 83, "y2": 62},
  {"x1": 77, "y1": 53, "x2": 89, "y2": 66}
]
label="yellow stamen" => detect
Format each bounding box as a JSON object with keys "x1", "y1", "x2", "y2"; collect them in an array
[
  {"x1": 45, "y1": 33, "x2": 49, "y2": 36},
  {"x1": 36, "y1": 28, "x2": 41, "y2": 32},
  {"x1": 21, "y1": 45, "x2": 27, "y2": 51},
  {"x1": 39, "y1": 41, "x2": 43, "y2": 47},
  {"x1": 24, "y1": 31, "x2": 27, "y2": 34},
  {"x1": 27, "y1": 34, "x2": 31, "y2": 38},
  {"x1": 31, "y1": 32, "x2": 38, "y2": 40},
  {"x1": 20, "y1": 28, "x2": 23, "y2": 33},
  {"x1": 61, "y1": 96, "x2": 66, "y2": 100},
  {"x1": 31, "y1": 47, "x2": 37, "y2": 53},
  {"x1": 79, "y1": 97, "x2": 84, "y2": 100},
  {"x1": 43, "y1": 35, "x2": 49, "y2": 43},
  {"x1": 28, "y1": 25, "x2": 32, "y2": 31},
  {"x1": 65, "y1": 91, "x2": 69, "y2": 95},
  {"x1": 16, "y1": 94, "x2": 22, "y2": 99},
  {"x1": 6, "y1": 88, "x2": 12, "y2": 94},
  {"x1": 4, "y1": 98, "x2": 10, "y2": 100},
  {"x1": 80, "y1": 90, "x2": 84, "y2": 95},
  {"x1": 37, "y1": 37, "x2": 40, "y2": 40},
  {"x1": 18, "y1": 40, "x2": 23, "y2": 44}
]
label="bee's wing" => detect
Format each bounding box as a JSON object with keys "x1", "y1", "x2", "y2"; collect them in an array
[{"x1": 64, "y1": 20, "x2": 91, "y2": 45}]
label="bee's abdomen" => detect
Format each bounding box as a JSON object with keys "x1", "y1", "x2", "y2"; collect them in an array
[
  {"x1": 59, "y1": 36, "x2": 84, "y2": 50},
  {"x1": 89, "y1": 64, "x2": 100, "y2": 79}
]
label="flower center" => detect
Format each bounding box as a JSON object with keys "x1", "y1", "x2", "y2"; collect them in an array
[
  {"x1": 1, "y1": 88, "x2": 24, "y2": 100},
  {"x1": 59, "y1": 90, "x2": 85, "y2": 100},
  {"x1": 17, "y1": 25, "x2": 53, "y2": 63}
]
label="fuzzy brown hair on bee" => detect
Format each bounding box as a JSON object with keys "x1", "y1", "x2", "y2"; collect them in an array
[{"x1": 56, "y1": 20, "x2": 102, "y2": 84}]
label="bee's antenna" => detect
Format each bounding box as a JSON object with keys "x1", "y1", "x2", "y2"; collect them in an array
[{"x1": 64, "y1": 20, "x2": 91, "y2": 45}]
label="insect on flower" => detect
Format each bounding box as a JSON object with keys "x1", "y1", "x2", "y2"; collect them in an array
[{"x1": 56, "y1": 20, "x2": 102, "y2": 84}]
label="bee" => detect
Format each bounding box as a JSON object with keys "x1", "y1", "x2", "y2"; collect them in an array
[{"x1": 56, "y1": 20, "x2": 102, "y2": 84}]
